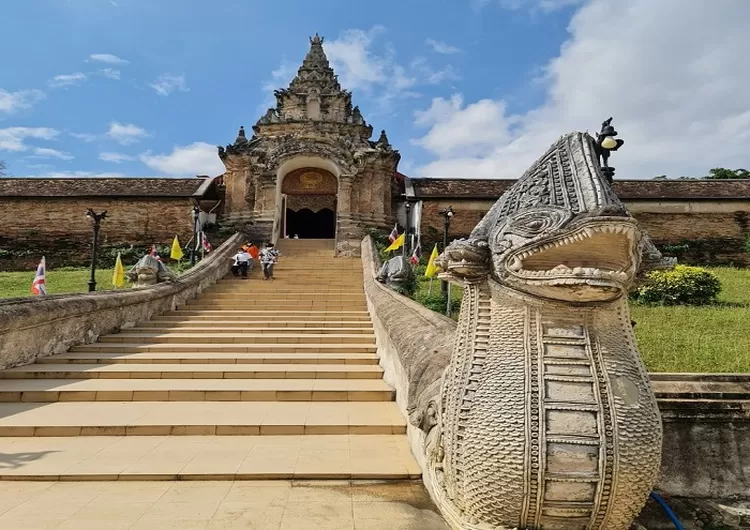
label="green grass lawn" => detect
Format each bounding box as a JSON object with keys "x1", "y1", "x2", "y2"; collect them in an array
[
  {"x1": 411, "y1": 266, "x2": 750, "y2": 373},
  {"x1": 0, "y1": 268, "x2": 118, "y2": 298},
  {"x1": 631, "y1": 267, "x2": 750, "y2": 373}
]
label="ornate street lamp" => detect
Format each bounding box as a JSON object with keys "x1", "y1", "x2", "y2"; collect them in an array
[
  {"x1": 403, "y1": 202, "x2": 412, "y2": 257},
  {"x1": 594, "y1": 117, "x2": 624, "y2": 183},
  {"x1": 190, "y1": 203, "x2": 201, "y2": 266},
  {"x1": 85, "y1": 209, "x2": 107, "y2": 292},
  {"x1": 438, "y1": 206, "x2": 454, "y2": 316}
]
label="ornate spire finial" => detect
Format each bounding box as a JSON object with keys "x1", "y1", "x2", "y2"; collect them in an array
[
  {"x1": 310, "y1": 33, "x2": 324, "y2": 45},
  {"x1": 235, "y1": 126, "x2": 247, "y2": 145}
]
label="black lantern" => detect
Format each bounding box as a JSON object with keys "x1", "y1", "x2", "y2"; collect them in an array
[
  {"x1": 85, "y1": 209, "x2": 107, "y2": 292},
  {"x1": 594, "y1": 117, "x2": 624, "y2": 183}
]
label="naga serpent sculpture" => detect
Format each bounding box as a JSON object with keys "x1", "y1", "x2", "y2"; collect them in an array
[{"x1": 421, "y1": 132, "x2": 672, "y2": 530}]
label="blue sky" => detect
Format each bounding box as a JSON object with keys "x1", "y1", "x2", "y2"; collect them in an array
[{"x1": 1, "y1": 0, "x2": 748, "y2": 179}]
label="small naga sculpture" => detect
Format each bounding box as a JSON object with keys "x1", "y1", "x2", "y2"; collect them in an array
[
  {"x1": 126, "y1": 255, "x2": 176, "y2": 287},
  {"x1": 423, "y1": 132, "x2": 671, "y2": 530},
  {"x1": 376, "y1": 255, "x2": 415, "y2": 293}
]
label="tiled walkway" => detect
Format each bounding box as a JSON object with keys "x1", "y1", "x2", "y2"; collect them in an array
[{"x1": 0, "y1": 480, "x2": 448, "y2": 529}]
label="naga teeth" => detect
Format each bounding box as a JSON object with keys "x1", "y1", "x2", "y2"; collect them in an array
[
  {"x1": 508, "y1": 256, "x2": 522, "y2": 271},
  {"x1": 572, "y1": 267, "x2": 584, "y2": 275}
]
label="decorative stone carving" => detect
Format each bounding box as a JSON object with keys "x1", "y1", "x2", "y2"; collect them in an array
[
  {"x1": 285, "y1": 194, "x2": 336, "y2": 213},
  {"x1": 126, "y1": 255, "x2": 176, "y2": 286},
  {"x1": 424, "y1": 132, "x2": 665, "y2": 530},
  {"x1": 281, "y1": 168, "x2": 337, "y2": 195},
  {"x1": 376, "y1": 255, "x2": 414, "y2": 292}
]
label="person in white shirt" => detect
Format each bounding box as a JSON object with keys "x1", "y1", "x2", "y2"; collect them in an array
[{"x1": 230, "y1": 248, "x2": 252, "y2": 279}]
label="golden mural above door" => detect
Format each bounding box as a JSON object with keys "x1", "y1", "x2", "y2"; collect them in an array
[{"x1": 282, "y1": 167, "x2": 337, "y2": 195}]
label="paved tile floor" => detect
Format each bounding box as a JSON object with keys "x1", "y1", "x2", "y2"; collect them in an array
[{"x1": 0, "y1": 480, "x2": 449, "y2": 529}]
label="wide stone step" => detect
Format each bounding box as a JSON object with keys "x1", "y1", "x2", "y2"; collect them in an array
[
  {"x1": 0, "y1": 434, "x2": 420, "y2": 480},
  {"x1": 0, "y1": 378, "x2": 394, "y2": 402},
  {"x1": 1, "y1": 363, "x2": 384, "y2": 380},
  {"x1": 100, "y1": 333, "x2": 376, "y2": 345},
  {"x1": 167, "y1": 309, "x2": 370, "y2": 316},
  {"x1": 0, "y1": 401, "x2": 406, "y2": 437},
  {"x1": 139, "y1": 320, "x2": 374, "y2": 329},
  {"x1": 205, "y1": 293, "x2": 366, "y2": 300},
  {"x1": 71, "y1": 342, "x2": 377, "y2": 354},
  {"x1": 36, "y1": 351, "x2": 380, "y2": 365},
  {"x1": 185, "y1": 300, "x2": 368, "y2": 307},
  {"x1": 131, "y1": 326, "x2": 374, "y2": 334}
]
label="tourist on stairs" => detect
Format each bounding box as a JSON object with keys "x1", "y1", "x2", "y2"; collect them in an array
[
  {"x1": 230, "y1": 247, "x2": 252, "y2": 279},
  {"x1": 260, "y1": 243, "x2": 280, "y2": 281}
]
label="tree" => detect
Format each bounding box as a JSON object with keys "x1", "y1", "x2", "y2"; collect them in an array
[
  {"x1": 705, "y1": 167, "x2": 750, "y2": 179},
  {"x1": 0, "y1": 160, "x2": 6, "y2": 177}
]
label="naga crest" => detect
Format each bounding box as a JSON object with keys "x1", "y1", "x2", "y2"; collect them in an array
[
  {"x1": 376, "y1": 255, "x2": 415, "y2": 292},
  {"x1": 438, "y1": 132, "x2": 672, "y2": 302},
  {"x1": 126, "y1": 255, "x2": 176, "y2": 287},
  {"x1": 425, "y1": 132, "x2": 665, "y2": 530}
]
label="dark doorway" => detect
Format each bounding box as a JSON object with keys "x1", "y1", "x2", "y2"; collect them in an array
[{"x1": 285, "y1": 208, "x2": 335, "y2": 239}]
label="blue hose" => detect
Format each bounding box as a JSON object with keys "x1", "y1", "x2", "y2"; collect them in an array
[{"x1": 650, "y1": 491, "x2": 685, "y2": 530}]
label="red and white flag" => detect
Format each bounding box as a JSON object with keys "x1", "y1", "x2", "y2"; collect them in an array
[
  {"x1": 31, "y1": 256, "x2": 47, "y2": 296},
  {"x1": 409, "y1": 240, "x2": 422, "y2": 265},
  {"x1": 388, "y1": 223, "x2": 399, "y2": 243},
  {"x1": 201, "y1": 231, "x2": 212, "y2": 253}
]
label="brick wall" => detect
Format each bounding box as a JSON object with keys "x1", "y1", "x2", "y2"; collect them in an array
[
  {"x1": 417, "y1": 199, "x2": 750, "y2": 266},
  {"x1": 0, "y1": 197, "x2": 194, "y2": 269}
]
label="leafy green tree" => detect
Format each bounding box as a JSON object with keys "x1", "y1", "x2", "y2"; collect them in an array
[{"x1": 705, "y1": 167, "x2": 750, "y2": 179}]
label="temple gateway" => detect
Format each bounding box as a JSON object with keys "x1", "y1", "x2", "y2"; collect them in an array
[{"x1": 218, "y1": 34, "x2": 401, "y2": 256}]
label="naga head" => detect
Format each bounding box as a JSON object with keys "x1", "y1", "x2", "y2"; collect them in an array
[{"x1": 466, "y1": 132, "x2": 669, "y2": 303}]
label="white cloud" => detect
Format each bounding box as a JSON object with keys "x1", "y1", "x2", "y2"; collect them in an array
[
  {"x1": 31, "y1": 147, "x2": 74, "y2": 161},
  {"x1": 0, "y1": 127, "x2": 59, "y2": 151},
  {"x1": 99, "y1": 152, "x2": 135, "y2": 163},
  {"x1": 48, "y1": 72, "x2": 87, "y2": 88},
  {"x1": 425, "y1": 39, "x2": 461, "y2": 54},
  {"x1": 71, "y1": 132, "x2": 99, "y2": 142},
  {"x1": 411, "y1": 58, "x2": 460, "y2": 85},
  {"x1": 88, "y1": 54, "x2": 129, "y2": 65},
  {"x1": 106, "y1": 122, "x2": 149, "y2": 145},
  {"x1": 493, "y1": 0, "x2": 584, "y2": 12},
  {"x1": 99, "y1": 68, "x2": 121, "y2": 80},
  {"x1": 414, "y1": 0, "x2": 750, "y2": 179},
  {"x1": 0, "y1": 88, "x2": 45, "y2": 113},
  {"x1": 149, "y1": 74, "x2": 188, "y2": 96},
  {"x1": 140, "y1": 142, "x2": 224, "y2": 176}
]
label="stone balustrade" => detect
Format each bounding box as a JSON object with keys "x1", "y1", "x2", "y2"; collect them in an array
[
  {"x1": 0, "y1": 233, "x2": 242, "y2": 371},
  {"x1": 360, "y1": 236, "x2": 750, "y2": 515}
]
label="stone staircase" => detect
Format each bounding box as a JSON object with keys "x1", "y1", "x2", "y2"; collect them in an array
[{"x1": 0, "y1": 239, "x2": 419, "y2": 481}]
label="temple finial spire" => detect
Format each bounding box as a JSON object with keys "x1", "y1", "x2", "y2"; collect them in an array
[
  {"x1": 310, "y1": 33, "x2": 324, "y2": 45},
  {"x1": 235, "y1": 126, "x2": 247, "y2": 145}
]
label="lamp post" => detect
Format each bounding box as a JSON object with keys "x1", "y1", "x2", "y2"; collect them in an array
[
  {"x1": 594, "y1": 117, "x2": 625, "y2": 183},
  {"x1": 403, "y1": 202, "x2": 412, "y2": 258},
  {"x1": 438, "y1": 206, "x2": 454, "y2": 316},
  {"x1": 190, "y1": 204, "x2": 201, "y2": 266},
  {"x1": 85, "y1": 209, "x2": 107, "y2": 292}
]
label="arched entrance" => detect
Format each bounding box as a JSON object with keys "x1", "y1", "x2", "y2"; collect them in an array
[{"x1": 281, "y1": 167, "x2": 338, "y2": 239}]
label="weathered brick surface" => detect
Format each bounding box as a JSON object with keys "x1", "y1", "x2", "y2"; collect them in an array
[
  {"x1": 417, "y1": 200, "x2": 750, "y2": 266},
  {"x1": 408, "y1": 178, "x2": 750, "y2": 200},
  {"x1": 0, "y1": 198, "x2": 195, "y2": 269}
]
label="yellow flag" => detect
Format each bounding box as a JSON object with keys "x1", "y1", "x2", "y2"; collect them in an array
[
  {"x1": 424, "y1": 244, "x2": 440, "y2": 278},
  {"x1": 170, "y1": 236, "x2": 184, "y2": 260},
  {"x1": 384, "y1": 233, "x2": 404, "y2": 252},
  {"x1": 112, "y1": 252, "x2": 125, "y2": 288}
]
